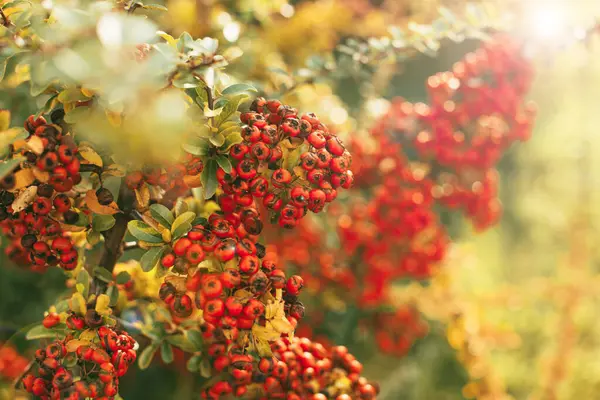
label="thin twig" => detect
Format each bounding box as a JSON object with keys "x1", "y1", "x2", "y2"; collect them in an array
[
  {"x1": 204, "y1": 86, "x2": 215, "y2": 126},
  {"x1": 13, "y1": 359, "x2": 34, "y2": 388},
  {"x1": 0, "y1": 7, "x2": 12, "y2": 28}
]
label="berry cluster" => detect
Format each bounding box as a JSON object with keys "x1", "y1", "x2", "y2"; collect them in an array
[
  {"x1": 0, "y1": 113, "x2": 83, "y2": 271},
  {"x1": 203, "y1": 337, "x2": 379, "y2": 399},
  {"x1": 396, "y1": 34, "x2": 535, "y2": 229},
  {"x1": 0, "y1": 344, "x2": 29, "y2": 383},
  {"x1": 156, "y1": 209, "x2": 305, "y2": 323},
  {"x1": 22, "y1": 326, "x2": 136, "y2": 400},
  {"x1": 221, "y1": 99, "x2": 353, "y2": 229},
  {"x1": 264, "y1": 34, "x2": 535, "y2": 357}
]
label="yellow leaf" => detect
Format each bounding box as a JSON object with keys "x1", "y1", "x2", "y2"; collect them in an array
[
  {"x1": 32, "y1": 167, "x2": 50, "y2": 183},
  {"x1": 269, "y1": 318, "x2": 294, "y2": 334},
  {"x1": 135, "y1": 185, "x2": 150, "y2": 210},
  {"x1": 95, "y1": 294, "x2": 112, "y2": 316},
  {"x1": 252, "y1": 323, "x2": 281, "y2": 343},
  {"x1": 81, "y1": 88, "x2": 95, "y2": 97},
  {"x1": 79, "y1": 329, "x2": 97, "y2": 342},
  {"x1": 65, "y1": 339, "x2": 92, "y2": 353},
  {"x1": 78, "y1": 143, "x2": 103, "y2": 167},
  {"x1": 161, "y1": 229, "x2": 172, "y2": 243},
  {"x1": 84, "y1": 190, "x2": 120, "y2": 215},
  {"x1": 102, "y1": 164, "x2": 126, "y2": 178},
  {"x1": 234, "y1": 289, "x2": 254, "y2": 303},
  {"x1": 26, "y1": 135, "x2": 45, "y2": 155},
  {"x1": 254, "y1": 337, "x2": 273, "y2": 357},
  {"x1": 69, "y1": 292, "x2": 87, "y2": 316},
  {"x1": 64, "y1": 102, "x2": 76, "y2": 113},
  {"x1": 265, "y1": 301, "x2": 282, "y2": 320},
  {"x1": 13, "y1": 168, "x2": 35, "y2": 190},
  {"x1": 0, "y1": 110, "x2": 10, "y2": 131},
  {"x1": 157, "y1": 30, "x2": 177, "y2": 46},
  {"x1": 106, "y1": 111, "x2": 122, "y2": 127},
  {"x1": 11, "y1": 185, "x2": 37, "y2": 212}
]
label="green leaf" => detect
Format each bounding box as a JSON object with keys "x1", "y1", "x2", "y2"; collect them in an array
[
  {"x1": 177, "y1": 32, "x2": 194, "y2": 53},
  {"x1": 115, "y1": 271, "x2": 131, "y2": 285},
  {"x1": 173, "y1": 198, "x2": 188, "y2": 217},
  {"x1": 186, "y1": 329, "x2": 203, "y2": 350},
  {"x1": 92, "y1": 215, "x2": 116, "y2": 232},
  {"x1": 173, "y1": 73, "x2": 203, "y2": 89},
  {"x1": 86, "y1": 230, "x2": 101, "y2": 246},
  {"x1": 150, "y1": 204, "x2": 174, "y2": 228},
  {"x1": 76, "y1": 270, "x2": 90, "y2": 298},
  {"x1": 127, "y1": 221, "x2": 163, "y2": 243},
  {"x1": 221, "y1": 83, "x2": 258, "y2": 95},
  {"x1": 209, "y1": 132, "x2": 225, "y2": 147},
  {"x1": 191, "y1": 216, "x2": 207, "y2": 227},
  {"x1": 195, "y1": 85, "x2": 209, "y2": 106},
  {"x1": 215, "y1": 155, "x2": 232, "y2": 173},
  {"x1": 57, "y1": 88, "x2": 90, "y2": 104},
  {"x1": 215, "y1": 94, "x2": 247, "y2": 127},
  {"x1": 64, "y1": 106, "x2": 91, "y2": 124},
  {"x1": 166, "y1": 334, "x2": 196, "y2": 353},
  {"x1": 182, "y1": 138, "x2": 210, "y2": 156},
  {"x1": 93, "y1": 267, "x2": 113, "y2": 284},
  {"x1": 0, "y1": 157, "x2": 22, "y2": 181},
  {"x1": 107, "y1": 285, "x2": 119, "y2": 307},
  {"x1": 171, "y1": 211, "x2": 195, "y2": 241},
  {"x1": 219, "y1": 133, "x2": 242, "y2": 152},
  {"x1": 200, "y1": 357, "x2": 212, "y2": 378},
  {"x1": 161, "y1": 341, "x2": 174, "y2": 364},
  {"x1": 138, "y1": 343, "x2": 159, "y2": 370},
  {"x1": 219, "y1": 125, "x2": 240, "y2": 137},
  {"x1": 186, "y1": 354, "x2": 202, "y2": 372},
  {"x1": 142, "y1": 3, "x2": 168, "y2": 11},
  {"x1": 140, "y1": 246, "x2": 167, "y2": 272},
  {"x1": 200, "y1": 159, "x2": 218, "y2": 199},
  {"x1": 26, "y1": 324, "x2": 64, "y2": 340}
]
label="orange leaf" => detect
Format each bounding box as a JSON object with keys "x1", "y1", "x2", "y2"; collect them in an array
[
  {"x1": 13, "y1": 168, "x2": 35, "y2": 190},
  {"x1": 183, "y1": 174, "x2": 202, "y2": 188},
  {"x1": 84, "y1": 190, "x2": 120, "y2": 215}
]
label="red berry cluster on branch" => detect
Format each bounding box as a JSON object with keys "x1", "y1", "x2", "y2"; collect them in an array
[
  {"x1": 22, "y1": 326, "x2": 136, "y2": 400},
  {"x1": 221, "y1": 98, "x2": 352, "y2": 229},
  {"x1": 0, "y1": 343, "x2": 29, "y2": 383},
  {"x1": 0, "y1": 114, "x2": 82, "y2": 271},
  {"x1": 265, "y1": 34, "x2": 535, "y2": 357},
  {"x1": 203, "y1": 337, "x2": 378, "y2": 399}
]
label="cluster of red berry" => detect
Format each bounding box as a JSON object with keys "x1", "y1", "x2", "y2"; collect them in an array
[
  {"x1": 368, "y1": 306, "x2": 427, "y2": 357},
  {"x1": 265, "y1": 34, "x2": 535, "y2": 358},
  {"x1": 158, "y1": 222, "x2": 304, "y2": 326},
  {"x1": 0, "y1": 343, "x2": 29, "y2": 383},
  {"x1": 221, "y1": 98, "x2": 352, "y2": 229},
  {"x1": 396, "y1": 34, "x2": 536, "y2": 229},
  {"x1": 0, "y1": 113, "x2": 82, "y2": 271},
  {"x1": 203, "y1": 337, "x2": 378, "y2": 399},
  {"x1": 22, "y1": 326, "x2": 136, "y2": 400}
]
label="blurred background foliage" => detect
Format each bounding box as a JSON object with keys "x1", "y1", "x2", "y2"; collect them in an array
[{"x1": 2, "y1": 0, "x2": 600, "y2": 399}]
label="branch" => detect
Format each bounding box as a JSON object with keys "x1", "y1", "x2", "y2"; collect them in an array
[
  {"x1": 13, "y1": 359, "x2": 34, "y2": 389},
  {"x1": 94, "y1": 183, "x2": 135, "y2": 294},
  {"x1": 79, "y1": 163, "x2": 103, "y2": 177},
  {"x1": 0, "y1": 7, "x2": 12, "y2": 28}
]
